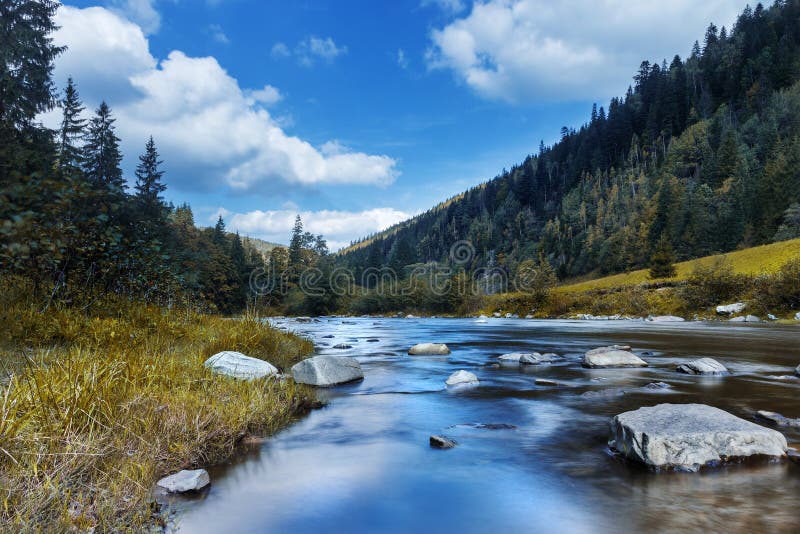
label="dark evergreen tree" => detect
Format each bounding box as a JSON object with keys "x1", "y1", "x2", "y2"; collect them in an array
[
  {"x1": 83, "y1": 102, "x2": 124, "y2": 191},
  {"x1": 56, "y1": 77, "x2": 86, "y2": 174},
  {"x1": 649, "y1": 236, "x2": 677, "y2": 279},
  {"x1": 134, "y1": 136, "x2": 166, "y2": 204}
]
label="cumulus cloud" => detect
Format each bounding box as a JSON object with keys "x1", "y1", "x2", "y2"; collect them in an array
[
  {"x1": 271, "y1": 36, "x2": 348, "y2": 67},
  {"x1": 109, "y1": 0, "x2": 161, "y2": 35},
  {"x1": 427, "y1": 0, "x2": 742, "y2": 103},
  {"x1": 48, "y1": 6, "x2": 397, "y2": 192},
  {"x1": 221, "y1": 207, "x2": 412, "y2": 250}
]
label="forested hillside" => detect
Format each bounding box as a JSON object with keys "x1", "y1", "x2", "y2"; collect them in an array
[
  {"x1": 0, "y1": 1, "x2": 266, "y2": 313},
  {"x1": 339, "y1": 1, "x2": 800, "y2": 281}
]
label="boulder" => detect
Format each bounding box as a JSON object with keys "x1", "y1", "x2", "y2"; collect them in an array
[
  {"x1": 408, "y1": 343, "x2": 450, "y2": 355},
  {"x1": 332, "y1": 343, "x2": 353, "y2": 349},
  {"x1": 582, "y1": 346, "x2": 647, "y2": 368},
  {"x1": 497, "y1": 352, "x2": 523, "y2": 365},
  {"x1": 430, "y1": 435, "x2": 457, "y2": 449},
  {"x1": 291, "y1": 356, "x2": 364, "y2": 387},
  {"x1": 756, "y1": 410, "x2": 800, "y2": 428},
  {"x1": 643, "y1": 381, "x2": 672, "y2": 390},
  {"x1": 156, "y1": 469, "x2": 210, "y2": 493},
  {"x1": 445, "y1": 370, "x2": 479, "y2": 386},
  {"x1": 795, "y1": 311, "x2": 800, "y2": 321},
  {"x1": 204, "y1": 351, "x2": 278, "y2": 380},
  {"x1": 609, "y1": 403, "x2": 787, "y2": 471},
  {"x1": 796, "y1": 364, "x2": 800, "y2": 377},
  {"x1": 716, "y1": 302, "x2": 746, "y2": 315},
  {"x1": 646, "y1": 315, "x2": 685, "y2": 322},
  {"x1": 676, "y1": 357, "x2": 729, "y2": 375},
  {"x1": 520, "y1": 352, "x2": 561, "y2": 365},
  {"x1": 295, "y1": 316, "x2": 312, "y2": 323}
]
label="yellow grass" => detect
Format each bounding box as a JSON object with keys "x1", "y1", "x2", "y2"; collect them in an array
[
  {"x1": 0, "y1": 281, "x2": 315, "y2": 531},
  {"x1": 557, "y1": 238, "x2": 800, "y2": 293}
]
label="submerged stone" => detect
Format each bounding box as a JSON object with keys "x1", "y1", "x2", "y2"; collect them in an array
[
  {"x1": 756, "y1": 410, "x2": 800, "y2": 428},
  {"x1": 609, "y1": 403, "x2": 787, "y2": 471},
  {"x1": 430, "y1": 435, "x2": 457, "y2": 449}
]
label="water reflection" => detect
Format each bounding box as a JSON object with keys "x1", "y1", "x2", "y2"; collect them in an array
[{"x1": 173, "y1": 318, "x2": 800, "y2": 533}]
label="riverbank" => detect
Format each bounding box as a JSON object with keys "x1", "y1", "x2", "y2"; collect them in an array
[{"x1": 0, "y1": 289, "x2": 314, "y2": 531}]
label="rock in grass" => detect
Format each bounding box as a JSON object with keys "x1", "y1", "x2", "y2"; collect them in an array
[
  {"x1": 582, "y1": 346, "x2": 647, "y2": 368},
  {"x1": 156, "y1": 469, "x2": 210, "y2": 493},
  {"x1": 204, "y1": 351, "x2": 278, "y2": 380},
  {"x1": 430, "y1": 435, "x2": 456, "y2": 449},
  {"x1": 676, "y1": 357, "x2": 728, "y2": 375},
  {"x1": 756, "y1": 410, "x2": 800, "y2": 428},
  {"x1": 291, "y1": 356, "x2": 363, "y2": 387},
  {"x1": 408, "y1": 343, "x2": 450, "y2": 355},
  {"x1": 609, "y1": 403, "x2": 787, "y2": 471},
  {"x1": 445, "y1": 370, "x2": 479, "y2": 386},
  {"x1": 716, "y1": 302, "x2": 746, "y2": 315}
]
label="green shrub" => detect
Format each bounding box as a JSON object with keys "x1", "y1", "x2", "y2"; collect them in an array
[{"x1": 678, "y1": 258, "x2": 749, "y2": 309}]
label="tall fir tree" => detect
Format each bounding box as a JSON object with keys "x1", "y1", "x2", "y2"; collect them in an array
[
  {"x1": 134, "y1": 136, "x2": 166, "y2": 203},
  {"x1": 83, "y1": 102, "x2": 124, "y2": 191},
  {"x1": 56, "y1": 77, "x2": 87, "y2": 174},
  {"x1": 288, "y1": 215, "x2": 304, "y2": 270}
]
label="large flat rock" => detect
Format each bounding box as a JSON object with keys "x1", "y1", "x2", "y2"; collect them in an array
[
  {"x1": 610, "y1": 403, "x2": 787, "y2": 471},
  {"x1": 204, "y1": 351, "x2": 278, "y2": 380},
  {"x1": 291, "y1": 355, "x2": 364, "y2": 387},
  {"x1": 408, "y1": 343, "x2": 450, "y2": 355},
  {"x1": 156, "y1": 469, "x2": 210, "y2": 493},
  {"x1": 582, "y1": 346, "x2": 647, "y2": 368}
]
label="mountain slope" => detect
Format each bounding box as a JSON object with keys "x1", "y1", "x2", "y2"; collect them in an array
[{"x1": 339, "y1": 1, "x2": 800, "y2": 282}]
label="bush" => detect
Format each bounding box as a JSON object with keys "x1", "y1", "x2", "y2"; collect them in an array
[
  {"x1": 678, "y1": 257, "x2": 749, "y2": 309},
  {"x1": 752, "y1": 259, "x2": 800, "y2": 312}
]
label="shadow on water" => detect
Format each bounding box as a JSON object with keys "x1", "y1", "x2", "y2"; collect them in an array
[{"x1": 169, "y1": 318, "x2": 800, "y2": 533}]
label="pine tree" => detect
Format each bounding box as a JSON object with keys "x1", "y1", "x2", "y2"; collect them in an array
[
  {"x1": 134, "y1": 136, "x2": 166, "y2": 203},
  {"x1": 83, "y1": 102, "x2": 124, "y2": 191},
  {"x1": 288, "y1": 215, "x2": 304, "y2": 269},
  {"x1": 649, "y1": 236, "x2": 677, "y2": 279},
  {"x1": 213, "y1": 215, "x2": 227, "y2": 247},
  {"x1": 56, "y1": 77, "x2": 86, "y2": 174}
]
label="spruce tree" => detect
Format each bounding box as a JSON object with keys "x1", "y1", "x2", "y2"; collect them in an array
[
  {"x1": 288, "y1": 215, "x2": 304, "y2": 269},
  {"x1": 649, "y1": 236, "x2": 677, "y2": 279},
  {"x1": 134, "y1": 136, "x2": 166, "y2": 203},
  {"x1": 83, "y1": 102, "x2": 124, "y2": 191},
  {"x1": 56, "y1": 77, "x2": 86, "y2": 174}
]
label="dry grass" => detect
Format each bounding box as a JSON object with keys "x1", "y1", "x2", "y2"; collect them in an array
[
  {"x1": 557, "y1": 238, "x2": 800, "y2": 293},
  {"x1": 0, "y1": 280, "x2": 314, "y2": 531}
]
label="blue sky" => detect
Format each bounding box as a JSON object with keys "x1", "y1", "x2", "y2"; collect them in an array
[{"x1": 47, "y1": 0, "x2": 743, "y2": 248}]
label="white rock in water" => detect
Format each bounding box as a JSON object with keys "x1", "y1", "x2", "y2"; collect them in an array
[
  {"x1": 647, "y1": 315, "x2": 685, "y2": 322},
  {"x1": 609, "y1": 403, "x2": 787, "y2": 471},
  {"x1": 756, "y1": 410, "x2": 800, "y2": 428},
  {"x1": 582, "y1": 346, "x2": 647, "y2": 368},
  {"x1": 291, "y1": 356, "x2": 364, "y2": 387},
  {"x1": 445, "y1": 370, "x2": 479, "y2": 386},
  {"x1": 676, "y1": 357, "x2": 729, "y2": 375},
  {"x1": 497, "y1": 352, "x2": 524, "y2": 365},
  {"x1": 716, "y1": 302, "x2": 746, "y2": 315},
  {"x1": 729, "y1": 315, "x2": 761, "y2": 323},
  {"x1": 796, "y1": 364, "x2": 800, "y2": 377},
  {"x1": 204, "y1": 351, "x2": 278, "y2": 380},
  {"x1": 520, "y1": 352, "x2": 561, "y2": 365},
  {"x1": 408, "y1": 343, "x2": 450, "y2": 355},
  {"x1": 157, "y1": 469, "x2": 210, "y2": 493}
]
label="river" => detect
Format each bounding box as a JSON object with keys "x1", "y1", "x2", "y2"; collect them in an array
[{"x1": 169, "y1": 317, "x2": 800, "y2": 533}]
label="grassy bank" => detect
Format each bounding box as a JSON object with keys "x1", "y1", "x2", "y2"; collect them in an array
[
  {"x1": 0, "y1": 281, "x2": 314, "y2": 531},
  {"x1": 484, "y1": 239, "x2": 800, "y2": 319}
]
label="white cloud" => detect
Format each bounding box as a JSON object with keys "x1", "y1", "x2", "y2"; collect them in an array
[
  {"x1": 272, "y1": 36, "x2": 348, "y2": 67},
  {"x1": 48, "y1": 6, "x2": 398, "y2": 192},
  {"x1": 427, "y1": 0, "x2": 742, "y2": 103},
  {"x1": 421, "y1": 0, "x2": 466, "y2": 15},
  {"x1": 208, "y1": 24, "x2": 230, "y2": 44},
  {"x1": 221, "y1": 207, "x2": 412, "y2": 250},
  {"x1": 270, "y1": 42, "x2": 291, "y2": 59},
  {"x1": 246, "y1": 84, "x2": 282, "y2": 106},
  {"x1": 396, "y1": 48, "x2": 409, "y2": 70},
  {"x1": 109, "y1": 0, "x2": 160, "y2": 35}
]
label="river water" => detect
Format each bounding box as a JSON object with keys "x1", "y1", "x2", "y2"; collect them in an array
[{"x1": 171, "y1": 318, "x2": 800, "y2": 533}]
